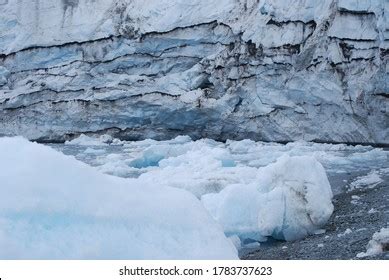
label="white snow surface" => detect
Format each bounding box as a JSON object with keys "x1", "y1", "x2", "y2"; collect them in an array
[
  {"x1": 0, "y1": 137, "x2": 238, "y2": 259},
  {"x1": 357, "y1": 228, "x2": 389, "y2": 258}
]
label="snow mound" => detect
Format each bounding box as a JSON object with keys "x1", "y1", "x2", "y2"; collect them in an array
[
  {"x1": 357, "y1": 228, "x2": 389, "y2": 258},
  {"x1": 202, "y1": 155, "x2": 334, "y2": 241},
  {"x1": 0, "y1": 137, "x2": 237, "y2": 259}
]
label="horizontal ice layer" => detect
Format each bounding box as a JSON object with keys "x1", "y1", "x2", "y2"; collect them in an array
[
  {"x1": 202, "y1": 155, "x2": 334, "y2": 241},
  {"x1": 0, "y1": 137, "x2": 237, "y2": 259}
]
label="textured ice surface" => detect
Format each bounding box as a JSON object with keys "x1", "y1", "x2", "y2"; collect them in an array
[
  {"x1": 0, "y1": 0, "x2": 388, "y2": 144},
  {"x1": 202, "y1": 155, "x2": 333, "y2": 241},
  {"x1": 0, "y1": 137, "x2": 238, "y2": 259}
]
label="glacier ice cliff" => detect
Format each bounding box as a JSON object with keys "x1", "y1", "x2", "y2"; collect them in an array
[{"x1": 0, "y1": 0, "x2": 388, "y2": 144}]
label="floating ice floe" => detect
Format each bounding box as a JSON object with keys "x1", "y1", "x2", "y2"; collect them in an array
[
  {"x1": 0, "y1": 137, "x2": 237, "y2": 259},
  {"x1": 357, "y1": 228, "x2": 389, "y2": 258}
]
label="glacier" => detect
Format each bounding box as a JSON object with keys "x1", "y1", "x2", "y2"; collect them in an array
[{"x1": 0, "y1": 0, "x2": 388, "y2": 144}]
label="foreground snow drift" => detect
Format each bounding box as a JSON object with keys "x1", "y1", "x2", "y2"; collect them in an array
[
  {"x1": 0, "y1": 137, "x2": 237, "y2": 259},
  {"x1": 202, "y1": 156, "x2": 334, "y2": 241}
]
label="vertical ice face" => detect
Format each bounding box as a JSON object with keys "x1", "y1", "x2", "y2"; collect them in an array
[{"x1": 0, "y1": 0, "x2": 388, "y2": 144}]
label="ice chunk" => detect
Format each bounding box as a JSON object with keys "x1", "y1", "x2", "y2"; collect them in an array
[
  {"x1": 314, "y1": 229, "x2": 326, "y2": 235},
  {"x1": 202, "y1": 155, "x2": 334, "y2": 241},
  {"x1": 0, "y1": 137, "x2": 237, "y2": 260},
  {"x1": 348, "y1": 171, "x2": 383, "y2": 191},
  {"x1": 368, "y1": 208, "x2": 378, "y2": 214},
  {"x1": 65, "y1": 134, "x2": 111, "y2": 146},
  {"x1": 65, "y1": 134, "x2": 125, "y2": 146},
  {"x1": 337, "y1": 228, "x2": 352, "y2": 238},
  {"x1": 357, "y1": 228, "x2": 389, "y2": 258}
]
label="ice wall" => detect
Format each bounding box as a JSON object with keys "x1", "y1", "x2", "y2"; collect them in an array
[{"x1": 0, "y1": 0, "x2": 388, "y2": 144}]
